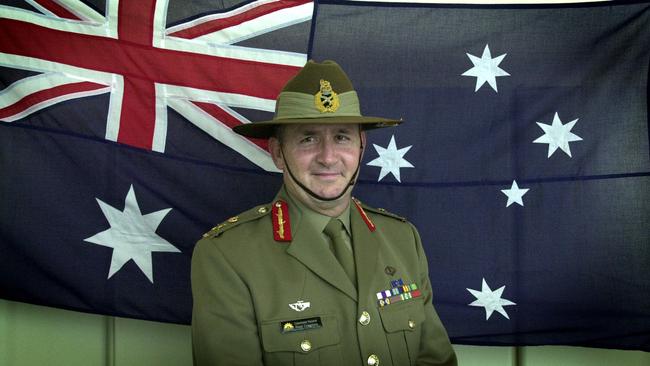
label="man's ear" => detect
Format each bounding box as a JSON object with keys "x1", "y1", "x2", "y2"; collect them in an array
[
  {"x1": 268, "y1": 137, "x2": 285, "y2": 171},
  {"x1": 359, "y1": 130, "x2": 367, "y2": 159}
]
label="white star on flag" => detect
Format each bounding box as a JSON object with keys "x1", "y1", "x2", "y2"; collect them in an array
[
  {"x1": 467, "y1": 278, "x2": 516, "y2": 320},
  {"x1": 501, "y1": 180, "x2": 529, "y2": 207},
  {"x1": 366, "y1": 135, "x2": 414, "y2": 182},
  {"x1": 533, "y1": 112, "x2": 583, "y2": 158},
  {"x1": 84, "y1": 185, "x2": 180, "y2": 283},
  {"x1": 462, "y1": 44, "x2": 510, "y2": 92}
]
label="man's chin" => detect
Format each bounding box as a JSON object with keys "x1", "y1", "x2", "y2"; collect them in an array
[{"x1": 311, "y1": 185, "x2": 349, "y2": 201}]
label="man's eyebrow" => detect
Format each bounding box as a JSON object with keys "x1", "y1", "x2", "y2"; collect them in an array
[{"x1": 296, "y1": 127, "x2": 354, "y2": 135}]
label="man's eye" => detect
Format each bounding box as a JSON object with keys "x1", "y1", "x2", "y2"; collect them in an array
[
  {"x1": 336, "y1": 134, "x2": 351, "y2": 142},
  {"x1": 300, "y1": 136, "x2": 315, "y2": 144}
]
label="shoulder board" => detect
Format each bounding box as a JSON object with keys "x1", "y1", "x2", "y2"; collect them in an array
[
  {"x1": 202, "y1": 204, "x2": 272, "y2": 239},
  {"x1": 353, "y1": 197, "x2": 407, "y2": 222}
]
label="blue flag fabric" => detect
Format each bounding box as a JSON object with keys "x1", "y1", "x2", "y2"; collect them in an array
[
  {"x1": 1, "y1": 0, "x2": 649, "y2": 352},
  {"x1": 309, "y1": 0, "x2": 650, "y2": 350}
]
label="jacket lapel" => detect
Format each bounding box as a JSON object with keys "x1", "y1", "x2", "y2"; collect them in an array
[
  {"x1": 351, "y1": 206, "x2": 379, "y2": 304},
  {"x1": 276, "y1": 189, "x2": 358, "y2": 302},
  {"x1": 286, "y1": 223, "x2": 358, "y2": 301}
]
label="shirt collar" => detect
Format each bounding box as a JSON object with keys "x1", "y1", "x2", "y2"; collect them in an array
[{"x1": 280, "y1": 185, "x2": 352, "y2": 237}]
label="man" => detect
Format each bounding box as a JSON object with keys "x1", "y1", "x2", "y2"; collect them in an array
[{"x1": 191, "y1": 60, "x2": 457, "y2": 366}]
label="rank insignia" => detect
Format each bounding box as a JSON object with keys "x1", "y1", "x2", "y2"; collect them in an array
[
  {"x1": 281, "y1": 317, "x2": 322, "y2": 333},
  {"x1": 314, "y1": 79, "x2": 340, "y2": 113},
  {"x1": 376, "y1": 279, "x2": 421, "y2": 307},
  {"x1": 272, "y1": 200, "x2": 292, "y2": 242}
]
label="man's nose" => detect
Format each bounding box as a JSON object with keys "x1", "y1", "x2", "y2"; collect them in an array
[{"x1": 316, "y1": 138, "x2": 338, "y2": 165}]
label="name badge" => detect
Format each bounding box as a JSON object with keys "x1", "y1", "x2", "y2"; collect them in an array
[{"x1": 281, "y1": 317, "x2": 322, "y2": 333}]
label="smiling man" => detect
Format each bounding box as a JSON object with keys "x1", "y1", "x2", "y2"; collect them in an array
[
  {"x1": 269, "y1": 123, "x2": 364, "y2": 217},
  {"x1": 191, "y1": 60, "x2": 457, "y2": 366}
]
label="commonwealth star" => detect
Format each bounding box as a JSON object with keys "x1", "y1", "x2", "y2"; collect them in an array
[{"x1": 85, "y1": 185, "x2": 180, "y2": 283}]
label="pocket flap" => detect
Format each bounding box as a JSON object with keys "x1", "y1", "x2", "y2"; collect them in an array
[
  {"x1": 378, "y1": 299, "x2": 425, "y2": 333},
  {"x1": 260, "y1": 315, "x2": 340, "y2": 352}
]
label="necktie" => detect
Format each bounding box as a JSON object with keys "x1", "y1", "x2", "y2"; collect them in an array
[{"x1": 324, "y1": 218, "x2": 356, "y2": 285}]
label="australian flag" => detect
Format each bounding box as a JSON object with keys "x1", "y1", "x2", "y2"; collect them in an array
[
  {"x1": 310, "y1": 0, "x2": 650, "y2": 351},
  {"x1": 1, "y1": 0, "x2": 649, "y2": 351}
]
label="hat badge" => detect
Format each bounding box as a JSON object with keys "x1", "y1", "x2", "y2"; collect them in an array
[{"x1": 314, "y1": 79, "x2": 340, "y2": 113}]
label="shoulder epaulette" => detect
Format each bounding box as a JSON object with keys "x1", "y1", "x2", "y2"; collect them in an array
[
  {"x1": 353, "y1": 197, "x2": 407, "y2": 223},
  {"x1": 202, "y1": 203, "x2": 272, "y2": 239}
]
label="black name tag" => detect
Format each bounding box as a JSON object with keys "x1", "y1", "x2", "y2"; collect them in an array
[{"x1": 280, "y1": 317, "x2": 322, "y2": 333}]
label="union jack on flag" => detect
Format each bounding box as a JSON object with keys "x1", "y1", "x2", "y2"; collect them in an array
[
  {"x1": 0, "y1": 0, "x2": 313, "y2": 324},
  {"x1": 0, "y1": 0, "x2": 312, "y2": 170}
]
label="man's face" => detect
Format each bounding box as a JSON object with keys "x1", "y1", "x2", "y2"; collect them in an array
[{"x1": 269, "y1": 123, "x2": 365, "y2": 209}]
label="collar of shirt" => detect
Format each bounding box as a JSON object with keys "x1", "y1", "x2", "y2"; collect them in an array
[{"x1": 280, "y1": 185, "x2": 352, "y2": 239}]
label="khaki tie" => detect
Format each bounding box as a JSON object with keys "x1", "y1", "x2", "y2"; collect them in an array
[{"x1": 324, "y1": 218, "x2": 356, "y2": 285}]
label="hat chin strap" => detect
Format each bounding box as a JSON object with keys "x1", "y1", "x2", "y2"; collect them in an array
[{"x1": 280, "y1": 131, "x2": 363, "y2": 203}]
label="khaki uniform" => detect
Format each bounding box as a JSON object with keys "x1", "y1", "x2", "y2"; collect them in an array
[{"x1": 191, "y1": 187, "x2": 457, "y2": 366}]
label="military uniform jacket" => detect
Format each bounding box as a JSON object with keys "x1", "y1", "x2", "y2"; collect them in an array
[{"x1": 191, "y1": 188, "x2": 457, "y2": 366}]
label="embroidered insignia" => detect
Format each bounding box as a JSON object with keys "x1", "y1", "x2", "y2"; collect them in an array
[
  {"x1": 288, "y1": 300, "x2": 311, "y2": 312},
  {"x1": 272, "y1": 200, "x2": 292, "y2": 242},
  {"x1": 376, "y1": 279, "x2": 421, "y2": 308},
  {"x1": 352, "y1": 198, "x2": 376, "y2": 232},
  {"x1": 281, "y1": 317, "x2": 322, "y2": 333},
  {"x1": 314, "y1": 79, "x2": 340, "y2": 113}
]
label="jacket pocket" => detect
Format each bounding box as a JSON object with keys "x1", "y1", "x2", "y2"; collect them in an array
[
  {"x1": 378, "y1": 298, "x2": 425, "y2": 365},
  {"x1": 260, "y1": 314, "x2": 341, "y2": 366}
]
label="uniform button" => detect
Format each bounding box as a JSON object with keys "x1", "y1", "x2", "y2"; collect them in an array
[
  {"x1": 257, "y1": 207, "x2": 267, "y2": 214},
  {"x1": 367, "y1": 354, "x2": 380, "y2": 366},
  {"x1": 227, "y1": 216, "x2": 239, "y2": 223},
  {"x1": 408, "y1": 320, "x2": 416, "y2": 329},
  {"x1": 359, "y1": 311, "x2": 371, "y2": 325},
  {"x1": 300, "y1": 340, "x2": 312, "y2": 352}
]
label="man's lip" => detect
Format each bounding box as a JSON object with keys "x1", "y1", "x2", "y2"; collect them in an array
[
  {"x1": 313, "y1": 172, "x2": 341, "y2": 176},
  {"x1": 312, "y1": 172, "x2": 342, "y2": 178}
]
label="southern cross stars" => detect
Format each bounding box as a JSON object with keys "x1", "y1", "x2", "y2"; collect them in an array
[
  {"x1": 462, "y1": 44, "x2": 510, "y2": 92},
  {"x1": 84, "y1": 185, "x2": 180, "y2": 283},
  {"x1": 501, "y1": 180, "x2": 529, "y2": 207},
  {"x1": 533, "y1": 112, "x2": 583, "y2": 158},
  {"x1": 366, "y1": 135, "x2": 414, "y2": 182},
  {"x1": 467, "y1": 278, "x2": 516, "y2": 320}
]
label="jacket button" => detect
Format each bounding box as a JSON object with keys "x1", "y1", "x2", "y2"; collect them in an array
[
  {"x1": 367, "y1": 354, "x2": 380, "y2": 365},
  {"x1": 408, "y1": 319, "x2": 415, "y2": 329},
  {"x1": 359, "y1": 311, "x2": 371, "y2": 325},
  {"x1": 300, "y1": 340, "x2": 312, "y2": 352}
]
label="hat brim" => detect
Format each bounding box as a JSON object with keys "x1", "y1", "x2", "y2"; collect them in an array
[{"x1": 233, "y1": 116, "x2": 402, "y2": 139}]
